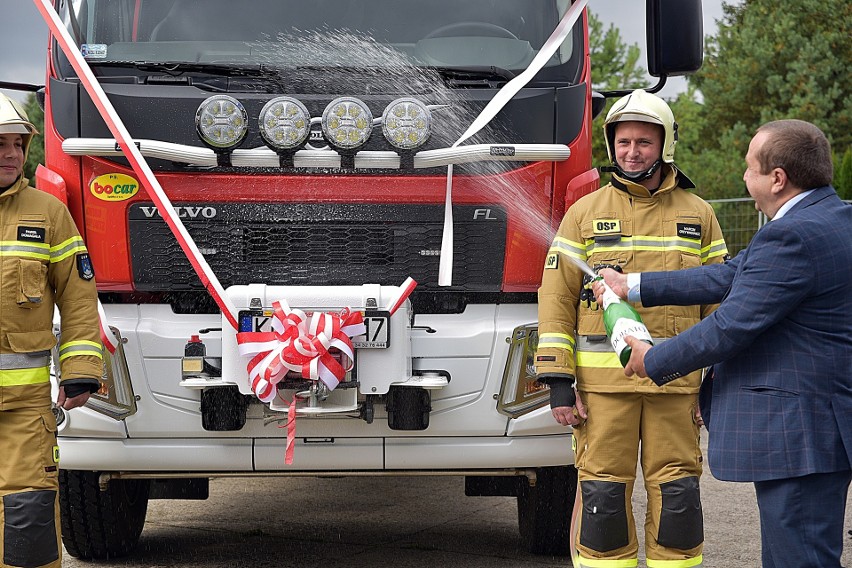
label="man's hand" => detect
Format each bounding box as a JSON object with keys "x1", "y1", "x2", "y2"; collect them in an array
[
  {"x1": 56, "y1": 386, "x2": 91, "y2": 410},
  {"x1": 592, "y1": 267, "x2": 629, "y2": 304},
  {"x1": 623, "y1": 336, "x2": 651, "y2": 378},
  {"x1": 694, "y1": 403, "x2": 705, "y2": 429},
  {"x1": 551, "y1": 388, "x2": 587, "y2": 427}
]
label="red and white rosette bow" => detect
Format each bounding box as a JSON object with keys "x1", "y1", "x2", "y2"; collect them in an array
[{"x1": 235, "y1": 300, "x2": 366, "y2": 402}]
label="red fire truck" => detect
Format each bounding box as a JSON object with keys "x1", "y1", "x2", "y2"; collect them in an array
[{"x1": 6, "y1": 0, "x2": 702, "y2": 558}]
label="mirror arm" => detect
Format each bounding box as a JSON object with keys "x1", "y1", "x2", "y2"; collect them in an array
[{"x1": 597, "y1": 75, "x2": 668, "y2": 99}]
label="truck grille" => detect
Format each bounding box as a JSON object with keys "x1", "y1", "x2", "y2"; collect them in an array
[{"x1": 128, "y1": 203, "x2": 506, "y2": 292}]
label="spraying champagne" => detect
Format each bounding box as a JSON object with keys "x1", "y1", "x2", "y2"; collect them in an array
[{"x1": 567, "y1": 257, "x2": 653, "y2": 367}]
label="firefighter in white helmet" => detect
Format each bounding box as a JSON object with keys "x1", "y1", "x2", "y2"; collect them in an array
[
  {"x1": 535, "y1": 89, "x2": 728, "y2": 567},
  {"x1": 0, "y1": 92, "x2": 102, "y2": 568}
]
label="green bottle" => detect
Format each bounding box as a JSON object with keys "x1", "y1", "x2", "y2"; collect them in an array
[{"x1": 599, "y1": 281, "x2": 654, "y2": 367}]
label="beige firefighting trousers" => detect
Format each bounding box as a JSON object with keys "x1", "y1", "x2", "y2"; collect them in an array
[
  {"x1": 572, "y1": 391, "x2": 704, "y2": 568},
  {"x1": 0, "y1": 407, "x2": 61, "y2": 568}
]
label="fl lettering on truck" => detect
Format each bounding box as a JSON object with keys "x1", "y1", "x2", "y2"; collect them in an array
[{"x1": 1, "y1": 0, "x2": 704, "y2": 559}]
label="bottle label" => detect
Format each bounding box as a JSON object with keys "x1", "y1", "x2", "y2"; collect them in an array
[{"x1": 610, "y1": 318, "x2": 653, "y2": 356}]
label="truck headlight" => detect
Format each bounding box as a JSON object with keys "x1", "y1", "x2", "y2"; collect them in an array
[
  {"x1": 196, "y1": 95, "x2": 248, "y2": 150},
  {"x1": 321, "y1": 96, "x2": 373, "y2": 150},
  {"x1": 86, "y1": 327, "x2": 137, "y2": 420},
  {"x1": 497, "y1": 324, "x2": 551, "y2": 418},
  {"x1": 258, "y1": 96, "x2": 311, "y2": 151},
  {"x1": 53, "y1": 326, "x2": 137, "y2": 421},
  {"x1": 382, "y1": 97, "x2": 431, "y2": 150}
]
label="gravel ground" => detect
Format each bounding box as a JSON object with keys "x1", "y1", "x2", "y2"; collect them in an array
[{"x1": 62, "y1": 434, "x2": 851, "y2": 567}]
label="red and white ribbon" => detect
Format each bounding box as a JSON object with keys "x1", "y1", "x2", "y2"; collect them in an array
[
  {"x1": 235, "y1": 300, "x2": 366, "y2": 401},
  {"x1": 385, "y1": 276, "x2": 417, "y2": 316},
  {"x1": 235, "y1": 301, "x2": 365, "y2": 465}
]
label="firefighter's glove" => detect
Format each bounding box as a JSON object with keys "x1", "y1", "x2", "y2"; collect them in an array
[
  {"x1": 580, "y1": 264, "x2": 623, "y2": 310},
  {"x1": 536, "y1": 373, "x2": 576, "y2": 408}
]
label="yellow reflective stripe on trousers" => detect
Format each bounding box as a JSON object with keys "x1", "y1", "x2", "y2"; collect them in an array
[
  {"x1": 646, "y1": 555, "x2": 703, "y2": 567},
  {"x1": 576, "y1": 556, "x2": 638, "y2": 567},
  {"x1": 59, "y1": 340, "x2": 104, "y2": 361},
  {"x1": 0, "y1": 366, "x2": 51, "y2": 386}
]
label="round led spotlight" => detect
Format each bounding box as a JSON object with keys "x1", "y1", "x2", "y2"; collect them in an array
[
  {"x1": 321, "y1": 97, "x2": 373, "y2": 150},
  {"x1": 382, "y1": 98, "x2": 432, "y2": 150},
  {"x1": 258, "y1": 97, "x2": 311, "y2": 151},
  {"x1": 195, "y1": 95, "x2": 248, "y2": 150}
]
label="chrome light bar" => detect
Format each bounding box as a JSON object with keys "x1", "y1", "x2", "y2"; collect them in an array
[{"x1": 62, "y1": 138, "x2": 569, "y2": 169}]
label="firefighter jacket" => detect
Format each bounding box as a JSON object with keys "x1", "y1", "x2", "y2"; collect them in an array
[
  {"x1": 536, "y1": 165, "x2": 728, "y2": 396},
  {"x1": 0, "y1": 175, "x2": 102, "y2": 410}
]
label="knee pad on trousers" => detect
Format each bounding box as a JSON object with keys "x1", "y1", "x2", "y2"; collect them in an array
[
  {"x1": 580, "y1": 480, "x2": 629, "y2": 553},
  {"x1": 3, "y1": 489, "x2": 59, "y2": 567},
  {"x1": 657, "y1": 476, "x2": 704, "y2": 550}
]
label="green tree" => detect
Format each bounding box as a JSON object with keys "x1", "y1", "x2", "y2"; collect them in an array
[
  {"x1": 688, "y1": 0, "x2": 852, "y2": 198},
  {"x1": 23, "y1": 93, "x2": 45, "y2": 181},
  {"x1": 587, "y1": 10, "x2": 645, "y2": 169},
  {"x1": 834, "y1": 147, "x2": 852, "y2": 201}
]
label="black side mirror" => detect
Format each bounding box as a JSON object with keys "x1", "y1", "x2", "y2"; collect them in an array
[
  {"x1": 591, "y1": 92, "x2": 606, "y2": 120},
  {"x1": 646, "y1": 0, "x2": 704, "y2": 77}
]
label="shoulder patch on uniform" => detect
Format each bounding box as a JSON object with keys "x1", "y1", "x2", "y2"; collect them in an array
[
  {"x1": 76, "y1": 253, "x2": 95, "y2": 281},
  {"x1": 17, "y1": 226, "x2": 46, "y2": 242},
  {"x1": 593, "y1": 219, "x2": 621, "y2": 234},
  {"x1": 677, "y1": 223, "x2": 702, "y2": 239},
  {"x1": 544, "y1": 253, "x2": 559, "y2": 269}
]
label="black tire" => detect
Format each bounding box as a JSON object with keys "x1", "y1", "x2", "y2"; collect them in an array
[
  {"x1": 59, "y1": 470, "x2": 150, "y2": 559},
  {"x1": 517, "y1": 465, "x2": 577, "y2": 555}
]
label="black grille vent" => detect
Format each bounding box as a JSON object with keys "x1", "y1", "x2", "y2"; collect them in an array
[{"x1": 128, "y1": 203, "x2": 506, "y2": 292}]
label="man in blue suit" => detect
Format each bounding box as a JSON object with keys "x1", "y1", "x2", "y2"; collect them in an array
[{"x1": 595, "y1": 119, "x2": 852, "y2": 568}]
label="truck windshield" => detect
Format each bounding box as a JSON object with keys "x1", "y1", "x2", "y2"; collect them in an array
[{"x1": 57, "y1": 0, "x2": 581, "y2": 80}]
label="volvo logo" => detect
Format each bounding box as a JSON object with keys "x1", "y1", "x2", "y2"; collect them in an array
[{"x1": 139, "y1": 206, "x2": 218, "y2": 219}]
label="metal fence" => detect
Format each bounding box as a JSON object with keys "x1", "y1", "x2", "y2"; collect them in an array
[
  {"x1": 708, "y1": 198, "x2": 852, "y2": 256},
  {"x1": 706, "y1": 198, "x2": 764, "y2": 256}
]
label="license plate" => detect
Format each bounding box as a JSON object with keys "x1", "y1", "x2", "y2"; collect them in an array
[{"x1": 240, "y1": 310, "x2": 390, "y2": 349}]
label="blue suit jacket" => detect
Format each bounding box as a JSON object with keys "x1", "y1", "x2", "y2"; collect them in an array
[{"x1": 640, "y1": 186, "x2": 852, "y2": 482}]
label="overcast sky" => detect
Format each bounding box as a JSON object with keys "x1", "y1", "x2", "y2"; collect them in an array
[{"x1": 1, "y1": 0, "x2": 730, "y2": 103}]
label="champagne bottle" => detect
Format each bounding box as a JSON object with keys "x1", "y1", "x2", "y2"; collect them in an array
[{"x1": 599, "y1": 280, "x2": 654, "y2": 367}]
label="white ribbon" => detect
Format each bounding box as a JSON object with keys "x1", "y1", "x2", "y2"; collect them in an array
[{"x1": 438, "y1": 0, "x2": 590, "y2": 285}]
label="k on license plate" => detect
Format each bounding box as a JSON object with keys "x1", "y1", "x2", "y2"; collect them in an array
[{"x1": 241, "y1": 309, "x2": 390, "y2": 348}]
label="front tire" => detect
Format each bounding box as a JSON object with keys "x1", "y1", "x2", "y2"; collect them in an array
[
  {"x1": 59, "y1": 470, "x2": 150, "y2": 559},
  {"x1": 517, "y1": 465, "x2": 577, "y2": 555}
]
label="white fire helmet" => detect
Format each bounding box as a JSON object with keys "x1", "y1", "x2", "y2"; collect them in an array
[
  {"x1": 0, "y1": 92, "x2": 39, "y2": 155},
  {"x1": 603, "y1": 89, "x2": 678, "y2": 170}
]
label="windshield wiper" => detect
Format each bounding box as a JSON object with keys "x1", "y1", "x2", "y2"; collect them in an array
[
  {"x1": 90, "y1": 61, "x2": 270, "y2": 77},
  {"x1": 430, "y1": 65, "x2": 516, "y2": 85}
]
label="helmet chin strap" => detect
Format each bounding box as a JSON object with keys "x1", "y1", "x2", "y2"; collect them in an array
[{"x1": 602, "y1": 159, "x2": 662, "y2": 183}]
